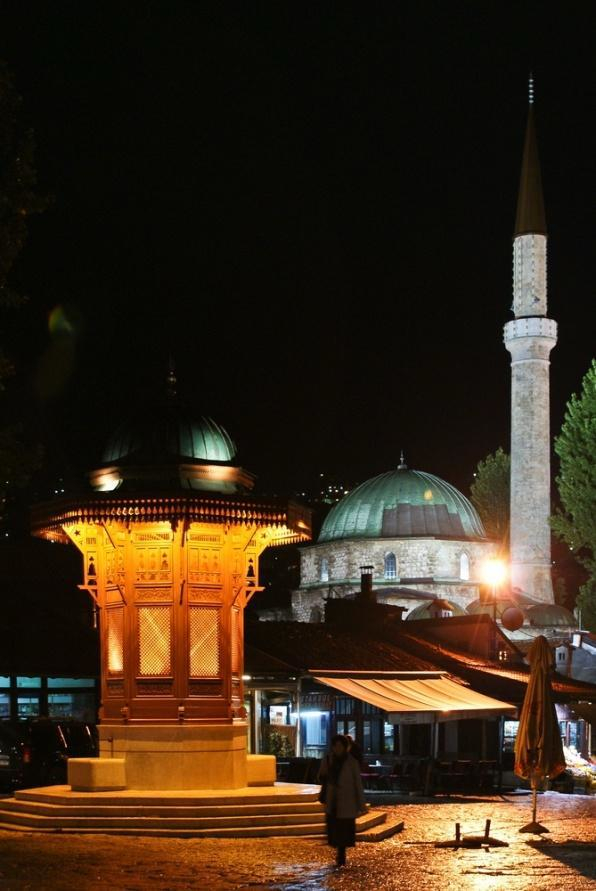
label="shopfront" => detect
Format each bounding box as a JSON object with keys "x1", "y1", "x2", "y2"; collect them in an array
[{"x1": 0, "y1": 675, "x2": 98, "y2": 722}]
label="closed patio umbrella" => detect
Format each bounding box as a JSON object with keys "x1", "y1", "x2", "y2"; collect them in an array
[{"x1": 514, "y1": 635, "x2": 566, "y2": 833}]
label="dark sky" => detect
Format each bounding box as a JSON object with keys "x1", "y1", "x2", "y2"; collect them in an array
[{"x1": 1, "y1": 2, "x2": 595, "y2": 500}]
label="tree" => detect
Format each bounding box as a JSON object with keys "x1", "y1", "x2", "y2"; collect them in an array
[
  {"x1": 551, "y1": 360, "x2": 596, "y2": 629},
  {"x1": 0, "y1": 62, "x2": 47, "y2": 511},
  {"x1": 470, "y1": 447, "x2": 510, "y2": 552}
]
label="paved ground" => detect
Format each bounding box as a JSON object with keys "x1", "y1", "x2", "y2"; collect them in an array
[{"x1": 1, "y1": 792, "x2": 595, "y2": 890}]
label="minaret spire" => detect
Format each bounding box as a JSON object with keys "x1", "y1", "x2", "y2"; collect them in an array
[
  {"x1": 514, "y1": 75, "x2": 546, "y2": 238},
  {"x1": 504, "y1": 81, "x2": 557, "y2": 603}
]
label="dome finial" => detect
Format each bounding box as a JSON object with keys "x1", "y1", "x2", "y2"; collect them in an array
[
  {"x1": 166, "y1": 356, "x2": 177, "y2": 399},
  {"x1": 398, "y1": 450, "x2": 407, "y2": 470}
]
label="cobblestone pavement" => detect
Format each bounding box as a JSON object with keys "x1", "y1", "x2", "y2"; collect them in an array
[{"x1": 1, "y1": 792, "x2": 595, "y2": 890}]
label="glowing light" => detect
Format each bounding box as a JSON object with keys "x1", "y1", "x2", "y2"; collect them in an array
[
  {"x1": 482, "y1": 558, "x2": 507, "y2": 587},
  {"x1": 92, "y1": 473, "x2": 121, "y2": 492},
  {"x1": 424, "y1": 488, "x2": 433, "y2": 501}
]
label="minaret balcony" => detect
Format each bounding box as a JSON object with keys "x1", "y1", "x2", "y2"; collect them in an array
[{"x1": 504, "y1": 317, "x2": 557, "y2": 359}]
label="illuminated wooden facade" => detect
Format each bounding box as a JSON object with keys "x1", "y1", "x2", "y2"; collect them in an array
[{"x1": 33, "y1": 493, "x2": 311, "y2": 726}]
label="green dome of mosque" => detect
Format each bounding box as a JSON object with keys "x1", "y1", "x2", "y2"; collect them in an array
[
  {"x1": 102, "y1": 403, "x2": 237, "y2": 466},
  {"x1": 406, "y1": 599, "x2": 466, "y2": 620},
  {"x1": 319, "y1": 466, "x2": 486, "y2": 542}
]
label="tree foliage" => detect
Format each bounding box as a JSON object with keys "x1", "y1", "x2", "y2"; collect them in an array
[
  {"x1": 470, "y1": 447, "x2": 510, "y2": 552},
  {"x1": 551, "y1": 360, "x2": 596, "y2": 628}
]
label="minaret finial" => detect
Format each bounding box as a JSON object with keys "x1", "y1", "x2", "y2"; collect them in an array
[
  {"x1": 528, "y1": 71, "x2": 534, "y2": 106},
  {"x1": 398, "y1": 450, "x2": 407, "y2": 470}
]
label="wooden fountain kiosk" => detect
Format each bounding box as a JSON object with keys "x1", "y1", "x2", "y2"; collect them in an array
[{"x1": 31, "y1": 388, "x2": 311, "y2": 792}]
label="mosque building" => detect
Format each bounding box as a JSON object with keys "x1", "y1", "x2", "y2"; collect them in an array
[
  {"x1": 292, "y1": 457, "x2": 495, "y2": 622},
  {"x1": 291, "y1": 81, "x2": 578, "y2": 644}
]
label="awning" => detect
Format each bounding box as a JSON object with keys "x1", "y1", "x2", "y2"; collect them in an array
[{"x1": 311, "y1": 670, "x2": 517, "y2": 724}]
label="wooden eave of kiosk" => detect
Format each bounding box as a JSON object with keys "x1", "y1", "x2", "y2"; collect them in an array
[{"x1": 31, "y1": 492, "x2": 312, "y2": 545}]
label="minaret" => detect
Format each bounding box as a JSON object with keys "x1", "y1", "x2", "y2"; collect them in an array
[{"x1": 504, "y1": 77, "x2": 557, "y2": 602}]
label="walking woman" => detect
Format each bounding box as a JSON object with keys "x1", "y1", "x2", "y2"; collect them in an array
[{"x1": 319, "y1": 734, "x2": 367, "y2": 868}]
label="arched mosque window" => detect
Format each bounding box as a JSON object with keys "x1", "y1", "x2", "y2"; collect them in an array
[
  {"x1": 320, "y1": 557, "x2": 329, "y2": 582},
  {"x1": 459, "y1": 553, "x2": 470, "y2": 580},
  {"x1": 384, "y1": 552, "x2": 397, "y2": 580}
]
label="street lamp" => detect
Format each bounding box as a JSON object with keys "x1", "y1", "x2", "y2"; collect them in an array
[{"x1": 482, "y1": 558, "x2": 508, "y2": 659}]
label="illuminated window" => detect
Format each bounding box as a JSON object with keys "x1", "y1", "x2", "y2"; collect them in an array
[
  {"x1": 48, "y1": 678, "x2": 95, "y2": 688},
  {"x1": 0, "y1": 693, "x2": 9, "y2": 718},
  {"x1": 17, "y1": 697, "x2": 40, "y2": 718},
  {"x1": 138, "y1": 606, "x2": 172, "y2": 676},
  {"x1": 503, "y1": 720, "x2": 519, "y2": 752},
  {"x1": 320, "y1": 558, "x2": 329, "y2": 582},
  {"x1": 189, "y1": 606, "x2": 220, "y2": 677},
  {"x1": 384, "y1": 722, "x2": 396, "y2": 753},
  {"x1": 16, "y1": 677, "x2": 41, "y2": 688},
  {"x1": 384, "y1": 552, "x2": 397, "y2": 579},
  {"x1": 460, "y1": 553, "x2": 470, "y2": 580},
  {"x1": 107, "y1": 608, "x2": 124, "y2": 674}
]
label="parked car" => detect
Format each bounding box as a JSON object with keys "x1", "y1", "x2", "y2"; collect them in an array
[{"x1": 0, "y1": 719, "x2": 98, "y2": 791}]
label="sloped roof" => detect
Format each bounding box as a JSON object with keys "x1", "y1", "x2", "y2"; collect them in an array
[
  {"x1": 392, "y1": 626, "x2": 596, "y2": 704},
  {"x1": 245, "y1": 620, "x2": 442, "y2": 675},
  {"x1": 246, "y1": 612, "x2": 596, "y2": 707}
]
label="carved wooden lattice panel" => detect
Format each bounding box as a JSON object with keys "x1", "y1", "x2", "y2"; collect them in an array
[
  {"x1": 138, "y1": 606, "x2": 172, "y2": 676},
  {"x1": 189, "y1": 606, "x2": 220, "y2": 678},
  {"x1": 107, "y1": 608, "x2": 124, "y2": 674}
]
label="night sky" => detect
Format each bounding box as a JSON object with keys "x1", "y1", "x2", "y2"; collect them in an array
[{"x1": 1, "y1": 3, "x2": 594, "y2": 502}]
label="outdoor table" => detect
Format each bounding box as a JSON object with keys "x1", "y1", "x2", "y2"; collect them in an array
[{"x1": 360, "y1": 769, "x2": 381, "y2": 790}]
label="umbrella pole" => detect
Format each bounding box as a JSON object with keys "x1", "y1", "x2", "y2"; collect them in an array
[{"x1": 519, "y1": 772, "x2": 549, "y2": 834}]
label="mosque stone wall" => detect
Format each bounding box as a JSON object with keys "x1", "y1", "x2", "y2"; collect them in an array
[{"x1": 292, "y1": 537, "x2": 495, "y2": 622}]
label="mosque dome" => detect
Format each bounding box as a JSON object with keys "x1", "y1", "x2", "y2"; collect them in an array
[
  {"x1": 466, "y1": 589, "x2": 536, "y2": 620},
  {"x1": 406, "y1": 599, "x2": 466, "y2": 620},
  {"x1": 91, "y1": 371, "x2": 248, "y2": 494},
  {"x1": 319, "y1": 465, "x2": 486, "y2": 542},
  {"x1": 526, "y1": 603, "x2": 576, "y2": 628},
  {"x1": 101, "y1": 403, "x2": 237, "y2": 466}
]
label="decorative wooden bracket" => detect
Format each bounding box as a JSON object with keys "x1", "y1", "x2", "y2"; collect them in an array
[
  {"x1": 233, "y1": 585, "x2": 264, "y2": 609},
  {"x1": 77, "y1": 584, "x2": 100, "y2": 606}
]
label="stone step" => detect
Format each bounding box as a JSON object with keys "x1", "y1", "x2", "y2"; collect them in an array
[
  {"x1": 14, "y1": 784, "x2": 321, "y2": 808},
  {"x1": 0, "y1": 817, "x2": 323, "y2": 838},
  {"x1": 0, "y1": 806, "x2": 388, "y2": 839},
  {"x1": 357, "y1": 814, "x2": 405, "y2": 842},
  {"x1": 0, "y1": 807, "x2": 326, "y2": 830},
  {"x1": 1, "y1": 797, "x2": 324, "y2": 819}
]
